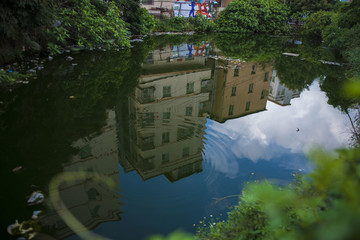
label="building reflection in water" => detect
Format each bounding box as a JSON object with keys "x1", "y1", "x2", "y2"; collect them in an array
[
  {"x1": 117, "y1": 44, "x2": 210, "y2": 182},
  {"x1": 268, "y1": 69, "x2": 300, "y2": 106},
  {"x1": 42, "y1": 110, "x2": 122, "y2": 239},
  {"x1": 116, "y1": 43, "x2": 280, "y2": 182}
]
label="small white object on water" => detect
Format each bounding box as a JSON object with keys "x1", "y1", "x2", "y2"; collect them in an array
[
  {"x1": 282, "y1": 52, "x2": 300, "y2": 57},
  {"x1": 66, "y1": 56, "x2": 74, "y2": 61},
  {"x1": 27, "y1": 191, "x2": 44, "y2": 205},
  {"x1": 32, "y1": 210, "x2": 42, "y2": 219}
]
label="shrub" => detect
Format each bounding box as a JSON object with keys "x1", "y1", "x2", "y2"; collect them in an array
[
  {"x1": 216, "y1": 0, "x2": 290, "y2": 34},
  {"x1": 48, "y1": 0, "x2": 130, "y2": 53}
]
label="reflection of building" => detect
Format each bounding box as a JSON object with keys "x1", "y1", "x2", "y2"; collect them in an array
[
  {"x1": 268, "y1": 70, "x2": 300, "y2": 106},
  {"x1": 42, "y1": 111, "x2": 122, "y2": 239},
  {"x1": 117, "y1": 45, "x2": 210, "y2": 182},
  {"x1": 207, "y1": 58, "x2": 272, "y2": 123}
]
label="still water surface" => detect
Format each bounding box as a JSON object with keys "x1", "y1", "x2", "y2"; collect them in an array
[{"x1": 0, "y1": 34, "x2": 353, "y2": 240}]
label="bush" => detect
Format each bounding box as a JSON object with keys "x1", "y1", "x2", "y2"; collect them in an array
[
  {"x1": 197, "y1": 147, "x2": 360, "y2": 240},
  {"x1": 302, "y1": 10, "x2": 337, "y2": 37},
  {"x1": 216, "y1": 0, "x2": 290, "y2": 34},
  {"x1": 48, "y1": 0, "x2": 130, "y2": 54},
  {"x1": 154, "y1": 16, "x2": 215, "y2": 33}
]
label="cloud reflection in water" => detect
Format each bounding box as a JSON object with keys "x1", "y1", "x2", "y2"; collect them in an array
[{"x1": 203, "y1": 81, "x2": 351, "y2": 178}]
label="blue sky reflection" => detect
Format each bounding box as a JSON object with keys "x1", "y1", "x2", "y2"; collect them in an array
[{"x1": 203, "y1": 81, "x2": 352, "y2": 178}]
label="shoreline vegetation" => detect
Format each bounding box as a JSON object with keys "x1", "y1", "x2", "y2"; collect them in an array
[{"x1": 2, "y1": 1, "x2": 360, "y2": 239}]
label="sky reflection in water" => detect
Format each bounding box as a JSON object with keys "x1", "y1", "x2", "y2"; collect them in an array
[{"x1": 204, "y1": 81, "x2": 351, "y2": 179}]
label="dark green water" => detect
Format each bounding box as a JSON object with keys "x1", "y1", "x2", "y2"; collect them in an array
[{"x1": 0, "y1": 34, "x2": 354, "y2": 240}]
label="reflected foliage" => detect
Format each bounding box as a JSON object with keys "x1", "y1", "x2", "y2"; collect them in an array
[
  {"x1": 214, "y1": 34, "x2": 286, "y2": 62},
  {"x1": 0, "y1": 45, "x2": 150, "y2": 234}
]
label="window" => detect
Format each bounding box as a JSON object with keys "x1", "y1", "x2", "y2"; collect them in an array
[
  {"x1": 163, "y1": 112, "x2": 170, "y2": 120},
  {"x1": 141, "y1": 0, "x2": 153, "y2": 5},
  {"x1": 269, "y1": 86, "x2": 273, "y2": 94},
  {"x1": 163, "y1": 86, "x2": 171, "y2": 98},
  {"x1": 261, "y1": 90, "x2": 266, "y2": 99},
  {"x1": 187, "y1": 82, "x2": 194, "y2": 94},
  {"x1": 185, "y1": 106, "x2": 193, "y2": 116},
  {"x1": 231, "y1": 86, "x2": 236, "y2": 96},
  {"x1": 182, "y1": 147, "x2": 190, "y2": 157},
  {"x1": 141, "y1": 87, "x2": 155, "y2": 103},
  {"x1": 229, "y1": 105, "x2": 234, "y2": 115},
  {"x1": 281, "y1": 89, "x2": 285, "y2": 95},
  {"x1": 264, "y1": 72, "x2": 269, "y2": 82},
  {"x1": 246, "y1": 101, "x2": 250, "y2": 111},
  {"x1": 162, "y1": 132, "x2": 170, "y2": 143},
  {"x1": 234, "y1": 66, "x2": 239, "y2": 76},
  {"x1": 162, "y1": 153, "x2": 170, "y2": 164},
  {"x1": 251, "y1": 64, "x2": 257, "y2": 74},
  {"x1": 248, "y1": 83, "x2": 254, "y2": 93},
  {"x1": 140, "y1": 136, "x2": 154, "y2": 150}
]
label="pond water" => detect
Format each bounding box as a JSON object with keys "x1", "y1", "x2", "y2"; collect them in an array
[{"x1": 0, "y1": 34, "x2": 355, "y2": 240}]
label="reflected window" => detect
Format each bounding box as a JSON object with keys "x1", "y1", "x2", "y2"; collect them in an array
[
  {"x1": 182, "y1": 147, "x2": 190, "y2": 157},
  {"x1": 187, "y1": 82, "x2": 194, "y2": 94},
  {"x1": 163, "y1": 112, "x2": 170, "y2": 120},
  {"x1": 186, "y1": 106, "x2": 193, "y2": 116},
  {"x1": 142, "y1": 0, "x2": 154, "y2": 5},
  {"x1": 269, "y1": 86, "x2": 273, "y2": 94},
  {"x1": 248, "y1": 83, "x2": 254, "y2": 93},
  {"x1": 201, "y1": 79, "x2": 210, "y2": 92},
  {"x1": 229, "y1": 105, "x2": 234, "y2": 115},
  {"x1": 281, "y1": 89, "x2": 285, "y2": 95},
  {"x1": 163, "y1": 86, "x2": 171, "y2": 98},
  {"x1": 251, "y1": 64, "x2": 257, "y2": 74},
  {"x1": 177, "y1": 127, "x2": 195, "y2": 141},
  {"x1": 140, "y1": 136, "x2": 154, "y2": 150},
  {"x1": 162, "y1": 132, "x2": 170, "y2": 143},
  {"x1": 246, "y1": 101, "x2": 250, "y2": 111},
  {"x1": 141, "y1": 87, "x2": 155, "y2": 103},
  {"x1": 231, "y1": 86, "x2": 236, "y2": 96},
  {"x1": 140, "y1": 112, "x2": 154, "y2": 126},
  {"x1": 162, "y1": 153, "x2": 170, "y2": 164},
  {"x1": 234, "y1": 66, "x2": 239, "y2": 76},
  {"x1": 141, "y1": 156, "x2": 155, "y2": 171},
  {"x1": 261, "y1": 90, "x2": 266, "y2": 99},
  {"x1": 264, "y1": 72, "x2": 269, "y2": 81}
]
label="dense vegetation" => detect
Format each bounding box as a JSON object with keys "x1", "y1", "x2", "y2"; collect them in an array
[
  {"x1": 216, "y1": 0, "x2": 290, "y2": 34},
  {"x1": 0, "y1": 0, "x2": 155, "y2": 65}
]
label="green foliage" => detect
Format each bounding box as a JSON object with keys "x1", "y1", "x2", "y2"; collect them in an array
[
  {"x1": 0, "y1": 0, "x2": 52, "y2": 64},
  {"x1": 198, "y1": 147, "x2": 360, "y2": 240},
  {"x1": 154, "y1": 16, "x2": 215, "y2": 33},
  {"x1": 302, "y1": 10, "x2": 337, "y2": 36},
  {"x1": 48, "y1": 0, "x2": 130, "y2": 50},
  {"x1": 214, "y1": 33, "x2": 286, "y2": 62},
  {"x1": 284, "y1": 0, "x2": 338, "y2": 15},
  {"x1": 188, "y1": 15, "x2": 216, "y2": 32},
  {"x1": 0, "y1": 70, "x2": 34, "y2": 85},
  {"x1": 216, "y1": 0, "x2": 290, "y2": 34}
]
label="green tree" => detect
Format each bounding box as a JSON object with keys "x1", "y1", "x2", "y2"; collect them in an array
[
  {"x1": 284, "y1": 0, "x2": 337, "y2": 15},
  {"x1": 0, "y1": 0, "x2": 53, "y2": 64},
  {"x1": 216, "y1": 0, "x2": 290, "y2": 34}
]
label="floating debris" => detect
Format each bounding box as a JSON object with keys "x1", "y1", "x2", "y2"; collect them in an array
[
  {"x1": 69, "y1": 96, "x2": 75, "y2": 99},
  {"x1": 27, "y1": 191, "x2": 44, "y2": 206},
  {"x1": 31, "y1": 210, "x2": 42, "y2": 220},
  {"x1": 71, "y1": 63, "x2": 78, "y2": 66},
  {"x1": 66, "y1": 56, "x2": 74, "y2": 61},
  {"x1": 282, "y1": 52, "x2": 300, "y2": 57},
  {"x1": 48, "y1": 56, "x2": 53, "y2": 61},
  {"x1": 12, "y1": 166, "x2": 23, "y2": 173}
]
